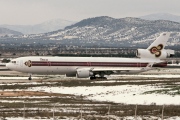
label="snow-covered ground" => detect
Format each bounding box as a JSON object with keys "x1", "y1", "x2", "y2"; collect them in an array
[
  {"x1": 4, "y1": 115, "x2": 180, "y2": 120},
  {"x1": 28, "y1": 83, "x2": 180, "y2": 105},
  {"x1": 116, "y1": 74, "x2": 180, "y2": 78},
  {"x1": 1, "y1": 72, "x2": 180, "y2": 119},
  {"x1": 2, "y1": 117, "x2": 66, "y2": 120},
  {"x1": 0, "y1": 77, "x2": 41, "y2": 79}
]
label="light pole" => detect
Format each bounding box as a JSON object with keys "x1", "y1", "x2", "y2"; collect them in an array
[
  {"x1": 135, "y1": 104, "x2": 137, "y2": 120},
  {"x1": 23, "y1": 101, "x2": 25, "y2": 120},
  {"x1": 53, "y1": 104, "x2": 55, "y2": 120},
  {"x1": 162, "y1": 105, "x2": 165, "y2": 120}
]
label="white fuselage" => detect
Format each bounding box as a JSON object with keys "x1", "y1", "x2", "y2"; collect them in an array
[{"x1": 6, "y1": 56, "x2": 161, "y2": 75}]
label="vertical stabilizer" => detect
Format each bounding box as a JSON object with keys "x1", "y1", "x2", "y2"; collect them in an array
[{"x1": 147, "y1": 32, "x2": 170, "y2": 50}]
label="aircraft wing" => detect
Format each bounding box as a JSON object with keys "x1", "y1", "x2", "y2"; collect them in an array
[
  {"x1": 91, "y1": 67, "x2": 147, "y2": 74},
  {"x1": 91, "y1": 63, "x2": 154, "y2": 74},
  {"x1": 92, "y1": 67, "x2": 144, "y2": 71}
]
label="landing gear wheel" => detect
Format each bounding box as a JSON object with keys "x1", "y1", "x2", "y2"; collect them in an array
[
  {"x1": 97, "y1": 77, "x2": 107, "y2": 80},
  {"x1": 28, "y1": 75, "x2": 32, "y2": 80},
  {"x1": 90, "y1": 76, "x2": 107, "y2": 80},
  {"x1": 90, "y1": 76, "x2": 96, "y2": 80},
  {"x1": 101, "y1": 77, "x2": 107, "y2": 80}
]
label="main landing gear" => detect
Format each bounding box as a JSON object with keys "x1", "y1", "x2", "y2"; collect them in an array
[
  {"x1": 90, "y1": 72, "x2": 107, "y2": 80},
  {"x1": 90, "y1": 72, "x2": 108, "y2": 80},
  {"x1": 90, "y1": 76, "x2": 107, "y2": 80}
]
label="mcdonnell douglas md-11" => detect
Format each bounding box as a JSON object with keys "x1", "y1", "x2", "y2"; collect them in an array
[{"x1": 6, "y1": 33, "x2": 174, "y2": 80}]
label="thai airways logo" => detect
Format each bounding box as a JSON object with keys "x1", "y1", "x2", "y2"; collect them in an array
[
  {"x1": 149, "y1": 44, "x2": 163, "y2": 57},
  {"x1": 24, "y1": 60, "x2": 32, "y2": 67}
]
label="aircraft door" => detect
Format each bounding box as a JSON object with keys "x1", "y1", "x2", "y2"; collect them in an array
[{"x1": 16, "y1": 61, "x2": 19, "y2": 66}]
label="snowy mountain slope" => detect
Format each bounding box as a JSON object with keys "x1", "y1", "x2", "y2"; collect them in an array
[
  {"x1": 3, "y1": 16, "x2": 180, "y2": 47},
  {"x1": 0, "y1": 27, "x2": 23, "y2": 36},
  {"x1": 0, "y1": 19, "x2": 76, "y2": 34},
  {"x1": 32, "y1": 16, "x2": 180, "y2": 47},
  {"x1": 140, "y1": 13, "x2": 180, "y2": 23}
]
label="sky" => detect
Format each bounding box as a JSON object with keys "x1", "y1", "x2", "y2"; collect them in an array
[{"x1": 0, "y1": 0, "x2": 180, "y2": 25}]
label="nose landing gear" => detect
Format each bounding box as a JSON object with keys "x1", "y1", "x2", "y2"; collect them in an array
[{"x1": 28, "y1": 74, "x2": 32, "y2": 80}]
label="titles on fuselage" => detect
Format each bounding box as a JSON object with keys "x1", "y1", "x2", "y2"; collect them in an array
[{"x1": 40, "y1": 58, "x2": 48, "y2": 61}]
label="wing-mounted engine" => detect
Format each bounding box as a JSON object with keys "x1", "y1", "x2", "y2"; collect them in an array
[
  {"x1": 136, "y1": 49, "x2": 174, "y2": 59},
  {"x1": 76, "y1": 68, "x2": 94, "y2": 78}
]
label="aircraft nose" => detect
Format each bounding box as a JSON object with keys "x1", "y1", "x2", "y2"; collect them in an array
[{"x1": 6, "y1": 63, "x2": 11, "y2": 69}]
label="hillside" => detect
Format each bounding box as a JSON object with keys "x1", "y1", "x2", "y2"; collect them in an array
[
  {"x1": 2, "y1": 16, "x2": 180, "y2": 47},
  {"x1": 0, "y1": 27, "x2": 23, "y2": 37},
  {"x1": 0, "y1": 19, "x2": 76, "y2": 34},
  {"x1": 140, "y1": 13, "x2": 180, "y2": 23}
]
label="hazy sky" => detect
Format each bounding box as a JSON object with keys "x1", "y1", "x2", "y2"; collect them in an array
[{"x1": 0, "y1": 0, "x2": 180, "y2": 25}]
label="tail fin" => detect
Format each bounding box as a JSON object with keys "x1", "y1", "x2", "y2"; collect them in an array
[
  {"x1": 136, "y1": 32, "x2": 174, "y2": 59},
  {"x1": 147, "y1": 32, "x2": 170, "y2": 50}
]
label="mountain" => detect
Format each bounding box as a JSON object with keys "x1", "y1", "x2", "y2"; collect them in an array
[
  {"x1": 2, "y1": 16, "x2": 180, "y2": 47},
  {"x1": 0, "y1": 27, "x2": 23, "y2": 37},
  {"x1": 39, "y1": 16, "x2": 180, "y2": 47},
  {"x1": 0, "y1": 19, "x2": 76, "y2": 34},
  {"x1": 140, "y1": 13, "x2": 180, "y2": 23}
]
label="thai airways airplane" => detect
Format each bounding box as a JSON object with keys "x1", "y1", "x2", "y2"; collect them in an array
[{"x1": 6, "y1": 32, "x2": 174, "y2": 80}]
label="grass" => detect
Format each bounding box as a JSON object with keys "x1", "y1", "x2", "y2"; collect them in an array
[
  {"x1": 0, "y1": 78, "x2": 180, "y2": 118},
  {"x1": 143, "y1": 84, "x2": 180, "y2": 95}
]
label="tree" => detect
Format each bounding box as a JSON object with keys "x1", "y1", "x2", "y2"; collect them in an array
[{"x1": 2, "y1": 59, "x2": 10, "y2": 63}]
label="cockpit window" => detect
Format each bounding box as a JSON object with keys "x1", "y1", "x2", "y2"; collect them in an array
[{"x1": 11, "y1": 61, "x2": 16, "y2": 63}]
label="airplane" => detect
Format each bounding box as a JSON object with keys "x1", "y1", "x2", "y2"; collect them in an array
[{"x1": 6, "y1": 32, "x2": 174, "y2": 80}]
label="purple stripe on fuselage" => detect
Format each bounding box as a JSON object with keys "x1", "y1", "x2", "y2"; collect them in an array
[{"x1": 31, "y1": 61, "x2": 148, "y2": 67}]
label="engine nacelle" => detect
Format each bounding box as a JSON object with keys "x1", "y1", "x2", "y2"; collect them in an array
[
  {"x1": 136, "y1": 49, "x2": 174, "y2": 59},
  {"x1": 76, "y1": 68, "x2": 93, "y2": 78}
]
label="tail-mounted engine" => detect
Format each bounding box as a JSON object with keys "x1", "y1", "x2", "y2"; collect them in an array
[{"x1": 136, "y1": 49, "x2": 174, "y2": 59}]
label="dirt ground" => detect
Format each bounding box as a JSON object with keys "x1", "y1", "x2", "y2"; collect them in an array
[{"x1": 0, "y1": 91, "x2": 67, "y2": 97}]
